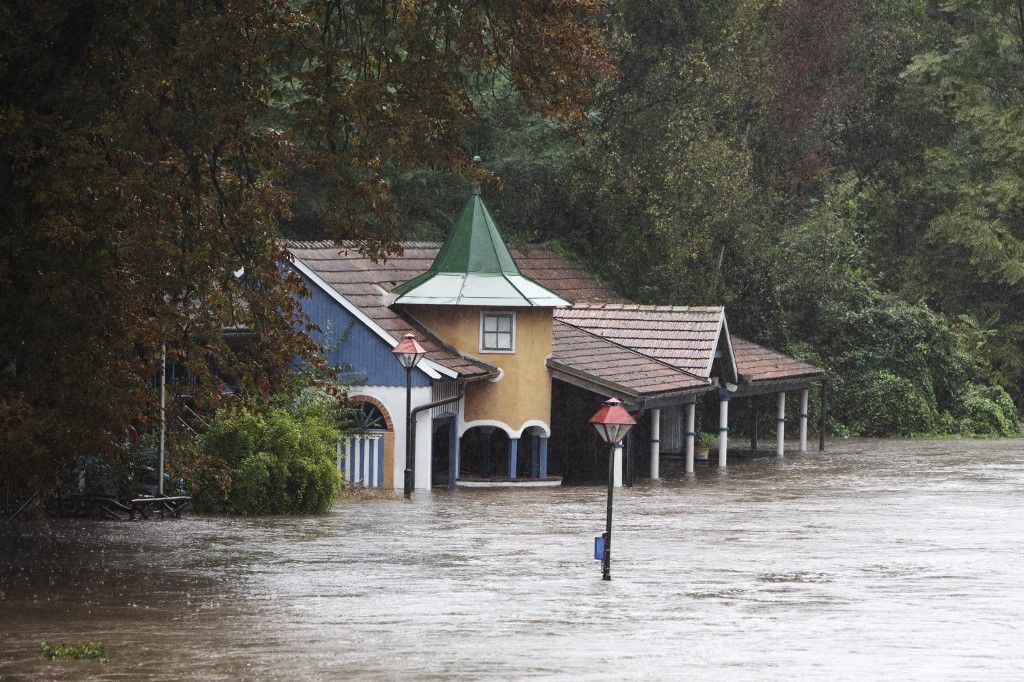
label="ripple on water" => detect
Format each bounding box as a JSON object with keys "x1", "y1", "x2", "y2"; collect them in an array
[{"x1": 2, "y1": 438, "x2": 1024, "y2": 680}]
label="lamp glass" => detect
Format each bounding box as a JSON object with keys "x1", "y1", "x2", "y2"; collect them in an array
[
  {"x1": 392, "y1": 333, "x2": 427, "y2": 369},
  {"x1": 593, "y1": 421, "x2": 632, "y2": 445}
]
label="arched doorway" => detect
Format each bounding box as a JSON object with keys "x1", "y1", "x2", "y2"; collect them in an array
[
  {"x1": 343, "y1": 396, "x2": 394, "y2": 489},
  {"x1": 431, "y1": 412, "x2": 458, "y2": 489},
  {"x1": 458, "y1": 426, "x2": 510, "y2": 480},
  {"x1": 520, "y1": 425, "x2": 549, "y2": 479}
]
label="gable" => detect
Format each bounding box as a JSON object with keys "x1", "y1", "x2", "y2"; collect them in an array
[
  {"x1": 553, "y1": 305, "x2": 727, "y2": 378},
  {"x1": 295, "y1": 269, "x2": 432, "y2": 388}
]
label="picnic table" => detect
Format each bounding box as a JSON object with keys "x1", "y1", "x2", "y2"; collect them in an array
[
  {"x1": 49, "y1": 494, "x2": 191, "y2": 520},
  {"x1": 129, "y1": 495, "x2": 191, "y2": 520}
]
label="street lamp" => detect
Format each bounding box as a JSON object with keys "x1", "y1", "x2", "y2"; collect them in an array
[
  {"x1": 589, "y1": 397, "x2": 636, "y2": 581},
  {"x1": 392, "y1": 333, "x2": 426, "y2": 499}
]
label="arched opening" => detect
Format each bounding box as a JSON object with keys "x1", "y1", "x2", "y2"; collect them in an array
[
  {"x1": 458, "y1": 426, "x2": 510, "y2": 480},
  {"x1": 519, "y1": 425, "x2": 548, "y2": 479},
  {"x1": 431, "y1": 412, "x2": 457, "y2": 488},
  {"x1": 343, "y1": 396, "x2": 394, "y2": 489}
]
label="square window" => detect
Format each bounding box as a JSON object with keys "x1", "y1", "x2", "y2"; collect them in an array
[{"x1": 481, "y1": 313, "x2": 515, "y2": 352}]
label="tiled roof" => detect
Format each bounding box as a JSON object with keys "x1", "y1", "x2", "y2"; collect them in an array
[
  {"x1": 286, "y1": 240, "x2": 824, "y2": 388},
  {"x1": 285, "y1": 241, "x2": 495, "y2": 379},
  {"x1": 553, "y1": 304, "x2": 725, "y2": 377},
  {"x1": 511, "y1": 246, "x2": 625, "y2": 303},
  {"x1": 550, "y1": 321, "x2": 710, "y2": 398},
  {"x1": 731, "y1": 336, "x2": 825, "y2": 384}
]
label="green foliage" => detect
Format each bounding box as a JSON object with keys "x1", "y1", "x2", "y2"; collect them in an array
[
  {"x1": 955, "y1": 384, "x2": 1020, "y2": 437},
  {"x1": 838, "y1": 370, "x2": 939, "y2": 437},
  {"x1": 1, "y1": 0, "x2": 611, "y2": 494},
  {"x1": 41, "y1": 643, "x2": 106, "y2": 662},
  {"x1": 434, "y1": 0, "x2": 1024, "y2": 438},
  {"x1": 194, "y1": 398, "x2": 343, "y2": 516}
]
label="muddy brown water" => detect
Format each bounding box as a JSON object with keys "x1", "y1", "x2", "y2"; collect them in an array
[{"x1": 2, "y1": 439, "x2": 1023, "y2": 680}]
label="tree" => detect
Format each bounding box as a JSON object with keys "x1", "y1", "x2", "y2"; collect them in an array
[{"x1": 0, "y1": 0, "x2": 611, "y2": 492}]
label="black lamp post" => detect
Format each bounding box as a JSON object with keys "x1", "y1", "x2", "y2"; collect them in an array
[
  {"x1": 589, "y1": 397, "x2": 636, "y2": 581},
  {"x1": 392, "y1": 333, "x2": 427, "y2": 499}
]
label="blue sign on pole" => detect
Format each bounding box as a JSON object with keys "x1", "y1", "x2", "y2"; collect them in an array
[{"x1": 594, "y1": 534, "x2": 605, "y2": 561}]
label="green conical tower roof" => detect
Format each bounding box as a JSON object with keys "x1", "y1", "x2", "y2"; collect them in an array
[{"x1": 392, "y1": 191, "x2": 570, "y2": 307}]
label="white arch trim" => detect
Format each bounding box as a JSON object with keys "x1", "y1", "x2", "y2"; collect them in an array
[{"x1": 458, "y1": 419, "x2": 551, "y2": 439}]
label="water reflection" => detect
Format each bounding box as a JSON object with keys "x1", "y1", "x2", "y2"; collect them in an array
[{"x1": 3, "y1": 439, "x2": 1024, "y2": 680}]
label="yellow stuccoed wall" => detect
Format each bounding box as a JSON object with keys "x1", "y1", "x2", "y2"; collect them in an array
[{"x1": 410, "y1": 306, "x2": 553, "y2": 433}]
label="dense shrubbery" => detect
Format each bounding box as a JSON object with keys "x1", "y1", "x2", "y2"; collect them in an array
[
  {"x1": 955, "y1": 384, "x2": 1019, "y2": 438},
  {"x1": 189, "y1": 396, "x2": 343, "y2": 515},
  {"x1": 837, "y1": 370, "x2": 938, "y2": 437},
  {"x1": 384, "y1": 3, "x2": 1024, "y2": 439}
]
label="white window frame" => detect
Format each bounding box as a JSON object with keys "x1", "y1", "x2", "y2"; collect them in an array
[{"x1": 479, "y1": 311, "x2": 516, "y2": 354}]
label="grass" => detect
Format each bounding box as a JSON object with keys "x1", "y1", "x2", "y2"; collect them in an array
[{"x1": 40, "y1": 642, "x2": 106, "y2": 662}]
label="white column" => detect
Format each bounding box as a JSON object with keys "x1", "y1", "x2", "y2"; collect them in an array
[
  {"x1": 364, "y1": 436, "x2": 372, "y2": 483},
  {"x1": 685, "y1": 402, "x2": 696, "y2": 474},
  {"x1": 799, "y1": 388, "x2": 809, "y2": 453},
  {"x1": 414, "y1": 408, "x2": 432, "y2": 491},
  {"x1": 650, "y1": 408, "x2": 661, "y2": 480},
  {"x1": 718, "y1": 395, "x2": 729, "y2": 467},
  {"x1": 369, "y1": 437, "x2": 378, "y2": 487},
  {"x1": 613, "y1": 443, "x2": 623, "y2": 488},
  {"x1": 777, "y1": 392, "x2": 786, "y2": 456},
  {"x1": 344, "y1": 438, "x2": 352, "y2": 483}
]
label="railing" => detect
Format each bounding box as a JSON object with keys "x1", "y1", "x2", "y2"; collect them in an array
[
  {"x1": 338, "y1": 433, "x2": 386, "y2": 488},
  {"x1": 2, "y1": 491, "x2": 39, "y2": 526}
]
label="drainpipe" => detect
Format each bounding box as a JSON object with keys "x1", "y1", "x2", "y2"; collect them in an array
[{"x1": 408, "y1": 387, "x2": 466, "y2": 489}]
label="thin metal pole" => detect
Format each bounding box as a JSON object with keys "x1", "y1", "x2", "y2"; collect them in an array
[
  {"x1": 403, "y1": 366, "x2": 413, "y2": 498},
  {"x1": 159, "y1": 343, "x2": 166, "y2": 497},
  {"x1": 603, "y1": 442, "x2": 615, "y2": 581}
]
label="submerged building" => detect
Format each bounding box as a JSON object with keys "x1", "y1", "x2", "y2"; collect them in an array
[{"x1": 286, "y1": 190, "x2": 825, "y2": 491}]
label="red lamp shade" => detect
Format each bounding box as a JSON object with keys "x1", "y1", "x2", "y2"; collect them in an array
[
  {"x1": 589, "y1": 397, "x2": 637, "y2": 445},
  {"x1": 392, "y1": 333, "x2": 427, "y2": 370}
]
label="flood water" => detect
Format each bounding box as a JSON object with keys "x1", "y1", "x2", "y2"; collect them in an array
[{"x1": 2, "y1": 439, "x2": 1023, "y2": 680}]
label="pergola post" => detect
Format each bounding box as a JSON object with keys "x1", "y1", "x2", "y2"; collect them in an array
[
  {"x1": 625, "y1": 430, "x2": 636, "y2": 487},
  {"x1": 718, "y1": 390, "x2": 729, "y2": 467},
  {"x1": 685, "y1": 402, "x2": 696, "y2": 475},
  {"x1": 750, "y1": 397, "x2": 758, "y2": 453},
  {"x1": 776, "y1": 392, "x2": 786, "y2": 456},
  {"x1": 649, "y1": 408, "x2": 661, "y2": 480},
  {"x1": 613, "y1": 442, "x2": 623, "y2": 488},
  {"x1": 799, "y1": 388, "x2": 809, "y2": 453}
]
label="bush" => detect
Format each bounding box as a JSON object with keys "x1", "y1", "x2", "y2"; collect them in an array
[
  {"x1": 838, "y1": 369, "x2": 939, "y2": 437},
  {"x1": 955, "y1": 384, "x2": 1020, "y2": 437},
  {"x1": 193, "y1": 402, "x2": 342, "y2": 515}
]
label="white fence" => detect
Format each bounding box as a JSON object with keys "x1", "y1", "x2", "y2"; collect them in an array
[{"x1": 338, "y1": 433, "x2": 386, "y2": 488}]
